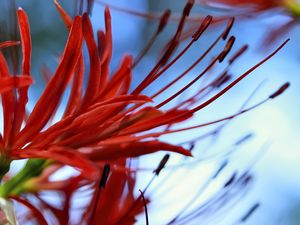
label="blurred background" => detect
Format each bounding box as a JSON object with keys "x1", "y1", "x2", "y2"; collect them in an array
[{"x1": 1, "y1": 0, "x2": 300, "y2": 224}]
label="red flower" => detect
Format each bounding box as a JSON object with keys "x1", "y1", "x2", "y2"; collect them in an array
[
  {"x1": 201, "y1": 0, "x2": 281, "y2": 11},
  {"x1": 199, "y1": 0, "x2": 300, "y2": 46},
  {"x1": 0, "y1": 7, "x2": 193, "y2": 182},
  {"x1": 0, "y1": 0, "x2": 290, "y2": 224}
]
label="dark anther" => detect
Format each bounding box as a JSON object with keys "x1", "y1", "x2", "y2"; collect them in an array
[
  {"x1": 213, "y1": 160, "x2": 228, "y2": 178},
  {"x1": 240, "y1": 203, "x2": 260, "y2": 222},
  {"x1": 212, "y1": 71, "x2": 232, "y2": 88},
  {"x1": 183, "y1": 0, "x2": 195, "y2": 16},
  {"x1": 224, "y1": 172, "x2": 237, "y2": 188},
  {"x1": 218, "y1": 36, "x2": 236, "y2": 62},
  {"x1": 222, "y1": 17, "x2": 235, "y2": 40},
  {"x1": 157, "y1": 9, "x2": 171, "y2": 34},
  {"x1": 153, "y1": 154, "x2": 170, "y2": 176},
  {"x1": 269, "y1": 82, "x2": 290, "y2": 99},
  {"x1": 234, "y1": 133, "x2": 253, "y2": 146},
  {"x1": 229, "y1": 44, "x2": 248, "y2": 65},
  {"x1": 237, "y1": 171, "x2": 253, "y2": 185},
  {"x1": 189, "y1": 143, "x2": 195, "y2": 151},
  {"x1": 99, "y1": 164, "x2": 110, "y2": 189},
  {"x1": 192, "y1": 15, "x2": 213, "y2": 41}
]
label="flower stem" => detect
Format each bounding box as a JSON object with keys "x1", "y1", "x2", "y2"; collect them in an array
[
  {"x1": 284, "y1": 0, "x2": 300, "y2": 17},
  {"x1": 0, "y1": 159, "x2": 47, "y2": 198}
]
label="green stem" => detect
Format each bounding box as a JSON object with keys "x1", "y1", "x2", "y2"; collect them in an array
[
  {"x1": 284, "y1": 0, "x2": 300, "y2": 17},
  {"x1": 0, "y1": 159, "x2": 48, "y2": 197}
]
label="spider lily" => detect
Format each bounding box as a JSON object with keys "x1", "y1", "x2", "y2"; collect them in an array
[{"x1": 0, "y1": 0, "x2": 290, "y2": 224}]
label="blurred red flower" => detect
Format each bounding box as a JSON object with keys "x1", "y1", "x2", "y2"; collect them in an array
[
  {"x1": 201, "y1": 0, "x2": 281, "y2": 11},
  {"x1": 200, "y1": 0, "x2": 300, "y2": 46}
]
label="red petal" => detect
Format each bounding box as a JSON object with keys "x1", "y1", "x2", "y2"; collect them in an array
[
  {"x1": 53, "y1": 1, "x2": 85, "y2": 118},
  {"x1": 99, "y1": 7, "x2": 112, "y2": 92},
  {"x1": 27, "y1": 116, "x2": 74, "y2": 148},
  {"x1": 12, "y1": 146, "x2": 98, "y2": 181},
  {"x1": 88, "y1": 160, "x2": 136, "y2": 224},
  {"x1": 0, "y1": 52, "x2": 15, "y2": 146},
  {"x1": 0, "y1": 76, "x2": 33, "y2": 93},
  {"x1": 87, "y1": 94, "x2": 152, "y2": 111},
  {"x1": 80, "y1": 14, "x2": 101, "y2": 108},
  {"x1": 120, "y1": 109, "x2": 192, "y2": 135},
  {"x1": 17, "y1": 9, "x2": 31, "y2": 76},
  {"x1": 81, "y1": 140, "x2": 192, "y2": 160},
  {"x1": 98, "y1": 55, "x2": 132, "y2": 99},
  {"x1": 56, "y1": 106, "x2": 161, "y2": 147},
  {"x1": 15, "y1": 16, "x2": 83, "y2": 148},
  {"x1": 63, "y1": 56, "x2": 84, "y2": 117},
  {"x1": 11, "y1": 9, "x2": 32, "y2": 141}
]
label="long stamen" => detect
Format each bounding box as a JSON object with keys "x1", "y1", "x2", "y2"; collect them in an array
[
  {"x1": 228, "y1": 44, "x2": 248, "y2": 65},
  {"x1": 139, "y1": 189, "x2": 149, "y2": 225},
  {"x1": 119, "y1": 82, "x2": 289, "y2": 139},
  {"x1": 150, "y1": 17, "x2": 233, "y2": 100},
  {"x1": 180, "y1": 77, "x2": 265, "y2": 142},
  {"x1": 190, "y1": 39, "x2": 289, "y2": 115},
  {"x1": 155, "y1": 57, "x2": 219, "y2": 108},
  {"x1": 132, "y1": 0, "x2": 195, "y2": 95},
  {"x1": 218, "y1": 36, "x2": 235, "y2": 62},
  {"x1": 106, "y1": 15, "x2": 216, "y2": 121},
  {"x1": 132, "y1": 9, "x2": 171, "y2": 68},
  {"x1": 156, "y1": 35, "x2": 235, "y2": 108}
]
